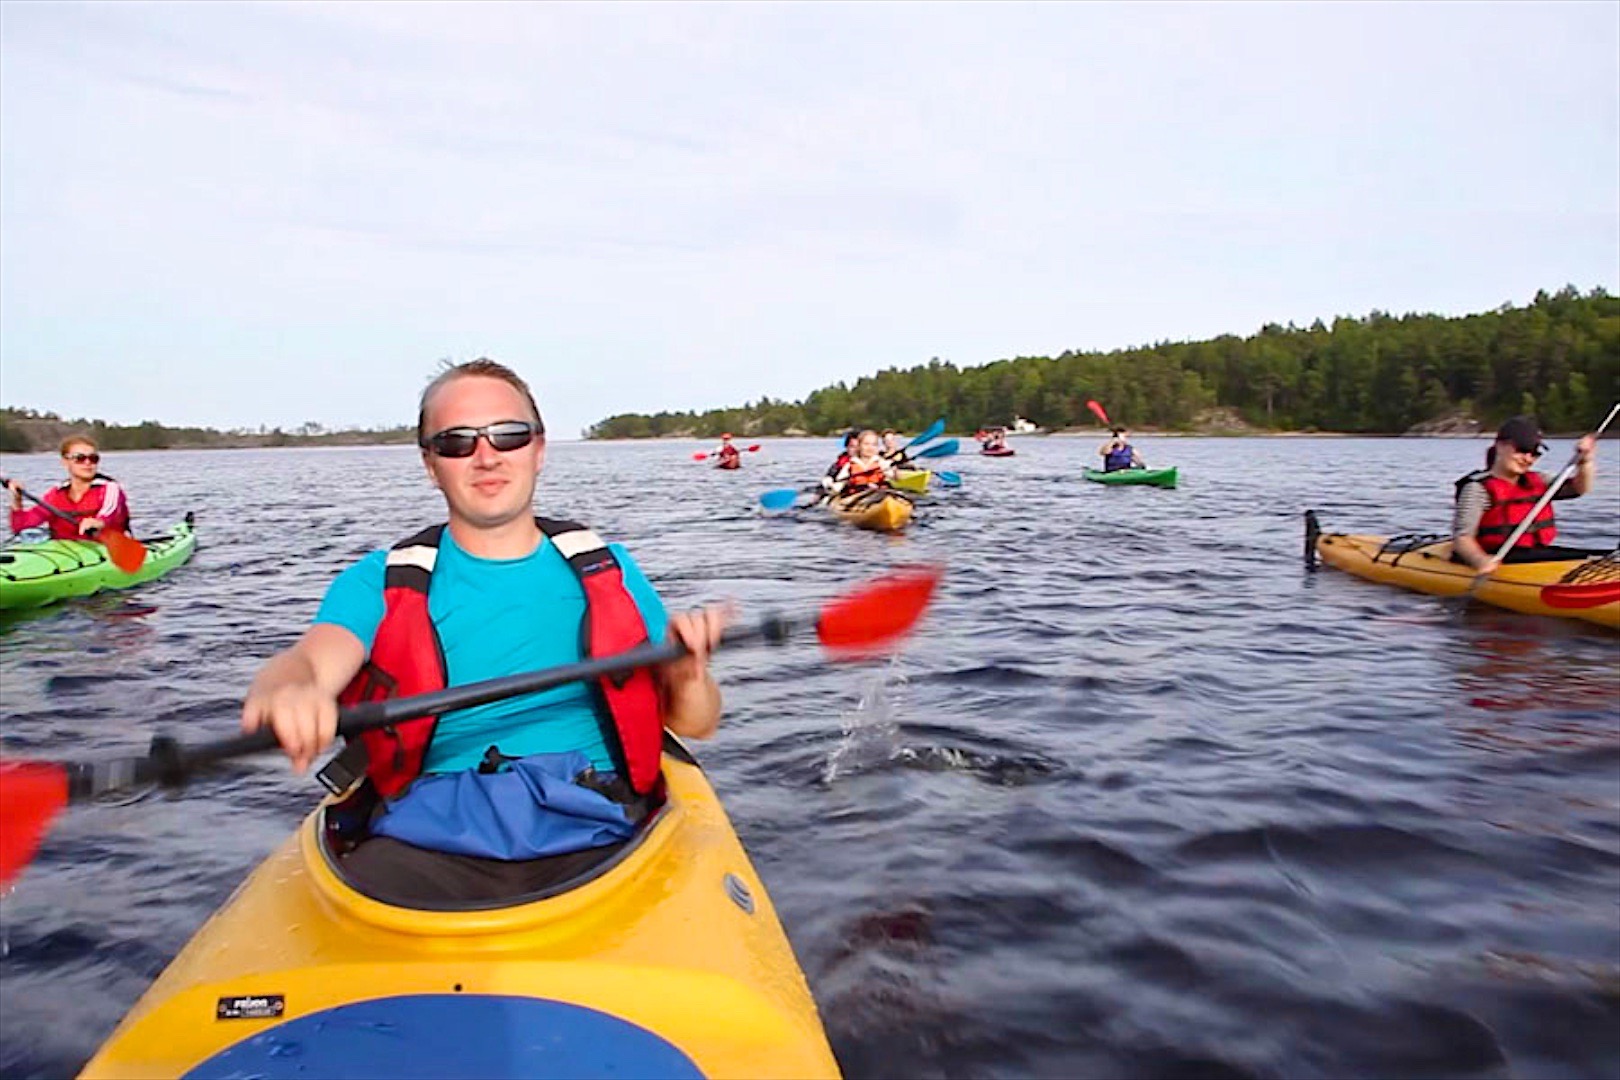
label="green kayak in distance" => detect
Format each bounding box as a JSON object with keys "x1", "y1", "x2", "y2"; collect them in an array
[
  {"x1": 0, "y1": 513, "x2": 197, "y2": 611},
  {"x1": 1082, "y1": 467, "x2": 1178, "y2": 489}
]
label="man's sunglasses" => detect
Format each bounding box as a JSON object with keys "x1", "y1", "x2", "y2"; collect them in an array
[
  {"x1": 64, "y1": 452, "x2": 101, "y2": 464},
  {"x1": 421, "y1": 421, "x2": 541, "y2": 458}
]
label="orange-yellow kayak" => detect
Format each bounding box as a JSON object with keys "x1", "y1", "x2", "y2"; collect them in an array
[
  {"x1": 79, "y1": 745, "x2": 839, "y2": 1079},
  {"x1": 828, "y1": 491, "x2": 913, "y2": 533},
  {"x1": 1311, "y1": 522, "x2": 1618, "y2": 630}
]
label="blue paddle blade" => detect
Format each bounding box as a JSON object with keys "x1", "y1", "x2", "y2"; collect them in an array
[
  {"x1": 903, "y1": 418, "x2": 945, "y2": 451},
  {"x1": 759, "y1": 488, "x2": 800, "y2": 510},
  {"x1": 936, "y1": 471, "x2": 962, "y2": 487},
  {"x1": 914, "y1": 438, "x2": 959, "y2": 460}
]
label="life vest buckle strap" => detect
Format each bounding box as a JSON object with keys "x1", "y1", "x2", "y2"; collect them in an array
[{"x1": 317, "y1": 740, "x2": 370, "y2": 796}]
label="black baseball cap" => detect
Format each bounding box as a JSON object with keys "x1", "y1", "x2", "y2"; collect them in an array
[{"x1": 1495, "y1": 415, "x2": 1547, "y2": 454}]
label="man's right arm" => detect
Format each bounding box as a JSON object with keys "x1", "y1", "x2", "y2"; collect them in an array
[
  {"x1": 240, "y1": 624, "x2": 367, "y2": 775},
  {"x1": 240, "y1": 552, "x2": 385, "y2": 774}
]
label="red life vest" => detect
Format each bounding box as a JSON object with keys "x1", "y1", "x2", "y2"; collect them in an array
[
  {"x1": 333, "y1": 518, "x2": 665, "y2": 800},
  {"x1": 1467, "y1": 470, "x2": 1558, "y2": 552}
]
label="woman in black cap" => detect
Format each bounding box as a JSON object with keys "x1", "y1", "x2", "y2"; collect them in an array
[{"x1": 1452, "y1": 415, "x2": 1600, "y2": 574}]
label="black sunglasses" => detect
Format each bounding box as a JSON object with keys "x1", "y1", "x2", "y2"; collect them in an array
[
  {"x1": 1510, "y1": 442, "x2": 1544, "y2": 457},
  {"x1": 64, "y1": 451, "x2": 101, "y2": 464},
  {"x1": 422, "y1": 421, "x2": 541, "y2": 458}
]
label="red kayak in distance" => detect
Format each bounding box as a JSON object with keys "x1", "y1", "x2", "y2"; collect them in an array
[{"x1": 980, "y1": 446, "x2": 1016, "y2": 457}]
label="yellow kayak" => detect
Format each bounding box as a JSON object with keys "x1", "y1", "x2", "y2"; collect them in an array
[
  {"x1": 891, "y1": 470, "x2": 930, "y2": 494},
  {"x1": 80, "y1": 744, "x2": 840, "y2": 1079},
  {"x1": 1310, "y1": 519, "x2": 1618, "y2": 630},
  {"x1": 828, "y1": 491, "x2": 913, "y2": 533}
]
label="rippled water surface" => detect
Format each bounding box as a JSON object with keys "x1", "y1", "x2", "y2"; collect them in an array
[{"x1": 2, "y1": 436, "x2": 1618, "y2": 1079}]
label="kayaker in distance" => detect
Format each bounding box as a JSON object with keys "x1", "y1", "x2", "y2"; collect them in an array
[
  {"x1": 822, "y1": 429, "x2": 895, "y2": 500},
  {"x1": 713, "y1": 433, "x2": 741, "y2": 469},
  {"x1": 238, "y1": 358, "x2": 732, "y2": 904},
  {"x1": 1452, "y1": 414, "x2": 1601, "y2": 575},
  {"x1": 1098, "y1": 428, "x2": 1145, "y2": 472},
  {"x1": 7, "y1": 435, "x2": 133, "y2": 540},
  {"x1": 980, "y1": 427, "x2": 1009, "y2": 453}
]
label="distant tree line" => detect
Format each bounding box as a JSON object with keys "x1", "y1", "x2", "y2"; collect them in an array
[
  {"x1": 0, "y1": 407, "x2": 416, "y2": 453},
  {"x1": 585, "y1": 286, "x2": 1619, "y2": 438}
]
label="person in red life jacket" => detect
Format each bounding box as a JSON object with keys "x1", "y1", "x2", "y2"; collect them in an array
[
  {"x1": 822, "y1": 429, "x2": 895, "y2": 503},
  {"x1": 981, "y1": 427, "x2": 1008, "y2": 452},
  {"x1": 7, "y1": 435, "x2": 132, "y2": 541},
  {"x1": 238, "y1": 358, "x2": 731, "y2": 904},
  {"x1": 1452, "y1": 415, "x2": 1601, "y2": 576},
  {"x1": 713, "y1": 433, "x2": 742, "y2": 469}
]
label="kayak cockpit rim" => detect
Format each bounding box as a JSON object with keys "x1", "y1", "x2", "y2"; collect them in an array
[{"x1": 312, "y1": 731, "x2": 702, "y2": 915}]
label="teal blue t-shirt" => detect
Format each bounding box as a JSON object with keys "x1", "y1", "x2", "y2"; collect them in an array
[{"x1": 315, "y1": 530, "x2": 669, "y2": 775}]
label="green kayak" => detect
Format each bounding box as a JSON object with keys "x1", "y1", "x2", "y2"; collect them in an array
[
  {"x1": 0, "y1": 513, "x2": 197, "y2": 611},
  {"x1": 1082, "y1": 467, "x2": 1178, "y2": 489}
]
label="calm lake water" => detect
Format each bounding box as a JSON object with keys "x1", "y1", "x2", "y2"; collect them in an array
[{"x1": 1, "y1": 435, "x2": 1617, "y2": 1079}]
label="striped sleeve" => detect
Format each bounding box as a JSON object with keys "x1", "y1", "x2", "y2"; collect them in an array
[
  {"x1": 1452, "y1": 480, "x2": 1490, "y2": 540},
  {"x1": 96, "y1": 482, "x2": 130, "y2": 529}
]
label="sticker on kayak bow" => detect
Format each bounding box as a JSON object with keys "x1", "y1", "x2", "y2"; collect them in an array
[
  {"x1": 723, "y1": 872, "x2": 755, "y2": 914},
  {"x1": 216, "y1": 995, "x2": 285, "y2": 1020}
]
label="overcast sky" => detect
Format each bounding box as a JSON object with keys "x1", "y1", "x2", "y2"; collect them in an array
[{"x1": 2, "y1": 1, "x2": 1615, "y2": 438}]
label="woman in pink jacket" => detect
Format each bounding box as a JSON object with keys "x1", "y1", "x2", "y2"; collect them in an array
[{"x1": 7, "y1": 435, "x2": 132, "y2": 540}]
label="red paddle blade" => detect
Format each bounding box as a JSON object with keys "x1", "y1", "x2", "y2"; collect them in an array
[
  {"x1": 747, "y1": 444, "x2": 761, "y2": 452},
  {"x1": 0, "y1": 760, "x2": 70, "y2": 887},
  {"x1": 101, "y1": 529, "x2": 147, "y2": 573},
  {"x1": 692, "y1": 452, "x2": 708, "y2": 461},
  {"x1": 1540, "y1": 582, "x2": 1620, "y2": 609},
  {"x1": 816, "y1": 565, "x2": 943, "y2": 655},
  {"x1": 1086, "y1": 399, "x2": 1111, "y2": 427}
]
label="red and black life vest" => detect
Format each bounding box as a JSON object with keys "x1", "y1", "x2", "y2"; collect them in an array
[
  {"x1": 1459, "y1": 470, "x2": 1558, "y2": 552},
  {"x1": 332, "y1": 518, "x2": 665, "y2": 799}
]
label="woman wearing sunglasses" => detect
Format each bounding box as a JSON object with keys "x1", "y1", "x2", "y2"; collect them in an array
[
  {"x1": 1452, "y1": 415, "x2": 1601, "y2": 574},
  {"x1": 237, "y1": 358, "x2": 730, "y2": 904},
  {"x1": 7, "y1": 435, "x2": 132, "y2": 541}
]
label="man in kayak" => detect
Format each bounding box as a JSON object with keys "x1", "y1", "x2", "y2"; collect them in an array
[
  {"x1": 980, "y1": 427, "x2": 1008, "y2": 453},
  {"x1": 1453, "y1": 415, "x2": 1602, "y2": 574},
  {"x1": 1097, "y1": 428, "x2": 1144, "y2": 472},
  {"x1": 7, "y1": 435, "x2": 132, "y2": 540},
  {"x1": 240, "y1": 359, "x2": 730, "y2": 903},
  {"x1": 713, "y1": 433, "x2": 742, "y2": 469}
]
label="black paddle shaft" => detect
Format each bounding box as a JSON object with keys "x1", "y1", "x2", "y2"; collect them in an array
[
  {"x1": 63, "y1": 615, "x2": 795, "y2": 800},
  {"x1": 0, "y1": 476, "x2": 82, "y2": 526}
]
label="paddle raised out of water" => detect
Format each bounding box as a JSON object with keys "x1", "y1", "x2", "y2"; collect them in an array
[
  {"x1": 0, "y1": 565, "x2": 944, "y2": 887},
  {"x1": 0, "y1": 475, "x2": 147, "y2": 573}
]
